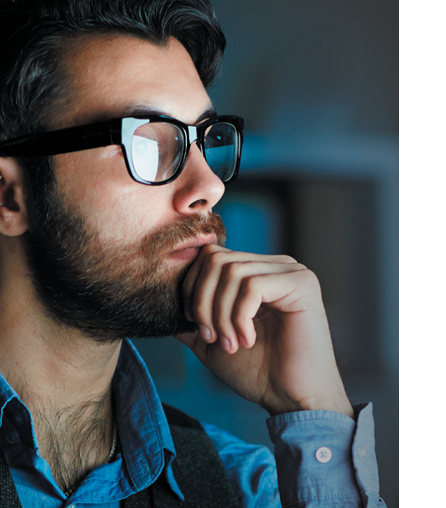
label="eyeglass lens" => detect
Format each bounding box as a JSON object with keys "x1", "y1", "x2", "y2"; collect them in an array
[
  {"x1": 131, "y1": 121, "x2": 238, "y2": 184},
  {"x1": 132, "y1": 123, "x2": 185, "y2": 183},
  {"x1": 203, "y1": 123, "x2": 238, "y2": 182}
]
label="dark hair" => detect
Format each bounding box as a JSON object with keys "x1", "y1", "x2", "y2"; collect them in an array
[
  {"x1": 0, "y1": 0, "x2": 226, "y2": 203},
  {"x1": 0, "y1": 0, "x2": 225, "y2": 140}
]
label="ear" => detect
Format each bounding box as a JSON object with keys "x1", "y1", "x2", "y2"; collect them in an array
[{"x1": 0, "y1": 158, "x2": 30, "y2": 237}]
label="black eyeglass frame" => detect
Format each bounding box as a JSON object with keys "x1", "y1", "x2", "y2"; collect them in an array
[{"x1": 0, "y1": 114, "x2": 244, "y2": 186}]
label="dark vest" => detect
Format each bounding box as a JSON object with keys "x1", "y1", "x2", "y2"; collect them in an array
[{"x1": 0, "y1": 404, "x2": 241, "y2": 508}]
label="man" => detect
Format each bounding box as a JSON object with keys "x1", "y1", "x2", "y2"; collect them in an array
[{"x1": 0, "y1": 0, "x2": 385, "y2": 506}]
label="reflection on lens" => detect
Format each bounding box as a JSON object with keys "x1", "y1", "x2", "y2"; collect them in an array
[
  {"x1": 132, "y1": 122, "x2": 184, "y2": 183},
  {"x1": 204, "y1": 123, "x2": 237, "y2": 181},
  {"x1": 132, "y1": 135, "x2": 159, "y2": 182}
]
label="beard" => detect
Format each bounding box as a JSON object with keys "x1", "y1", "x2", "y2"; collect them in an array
[{"x1": 24, "y1": 184, "x2": 226, "y2": 343}]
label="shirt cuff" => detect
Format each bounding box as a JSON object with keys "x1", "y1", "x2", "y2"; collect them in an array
[{"x1": 266, "y1": 402, "x2": 382, "y2": 507}]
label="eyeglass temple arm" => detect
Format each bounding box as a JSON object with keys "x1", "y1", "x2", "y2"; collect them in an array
[{"x1": 0, "y1": 119, "x2": 122, "y2": 157}]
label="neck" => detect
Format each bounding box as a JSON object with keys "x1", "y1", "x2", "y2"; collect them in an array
[
  {"x1": 29, "y1": 385, "x2": 116, "y2": 493},
  {"x1": 0, "y1": 255, "x2": 123, "y2": 493},
  {"x1": 1, "y1": 307, "x2": 122, "y2": 416}
]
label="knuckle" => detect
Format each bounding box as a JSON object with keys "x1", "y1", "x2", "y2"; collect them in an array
[
  {"x1": 298, "y1": 268, "x2": 321, "y2": 291},
  {"x1": 277, "y1": 254, "x2": 298, "y2": 264},
  {"x1": 222, "y1": 261, "x2": 243, "y2": 281},
  {"x1": 305, "y1": 268, "x2": 318, "y2": 282},
  {"x1": 206, "y1": 250, "x2": 226, "y2": 269},
  {"x1": 242, "y1": 274, "x2": 262, "y2": 294}
]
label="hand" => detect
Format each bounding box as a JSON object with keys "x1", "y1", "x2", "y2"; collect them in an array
[{"x1": 174, "y1": 244, "x2": 354, "y2": 418}]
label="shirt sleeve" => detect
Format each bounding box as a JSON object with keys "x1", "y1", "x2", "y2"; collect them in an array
[{"x1": 202, "y1": 403, "x2": 387, "y2": 508}]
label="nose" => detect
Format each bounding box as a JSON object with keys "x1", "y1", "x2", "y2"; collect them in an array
[{"x1": 171, "y1": 143, "x2": 225, "y2": 214}]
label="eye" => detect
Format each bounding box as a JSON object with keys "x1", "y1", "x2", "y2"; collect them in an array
[
  {"x1": 132, "y1": 135, "x2": 160, "y2": 182},
  {"x1": 134, "y1": 136, "x2": 156, "y2": 157}
]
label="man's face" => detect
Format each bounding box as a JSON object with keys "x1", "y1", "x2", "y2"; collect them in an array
[{"x1": 25, "y1": 35, "x2": 227, "y2": 342}]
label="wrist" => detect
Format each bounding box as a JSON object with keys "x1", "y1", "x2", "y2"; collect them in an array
[
  {"x1": 265, "y1": 394, "x2": 354, "y2": 419},
  {"x1": 298, "y1": 396, "x2": 355, "y2": 419}
]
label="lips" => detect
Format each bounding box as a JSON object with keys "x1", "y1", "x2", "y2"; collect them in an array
[
  {"x1": 172, "y1": 235, "x2": 217, "y2": 253},
  {"x1": 168, "y1": 235, "x2": 217, "y2": 262}
]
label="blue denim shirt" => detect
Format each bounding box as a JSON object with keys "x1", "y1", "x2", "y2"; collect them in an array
[{"x1": 0, "y1": 339, "x2": 386, "y2": 507}]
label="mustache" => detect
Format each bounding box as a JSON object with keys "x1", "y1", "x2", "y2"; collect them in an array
[{"x1": 138, "y1": 212, "x2": 227, "y2": 259}]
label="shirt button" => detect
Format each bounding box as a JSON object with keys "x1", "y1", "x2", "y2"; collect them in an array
[
  {"x1": 6, "y1": 431, "x2": 19, "y2": 445},
  {"x1": 358, "y1": 446, "x2": 368, "y2": 459},
  {"x1": 315, "y1": 446, "x2": 332, "y2": 463},
  {"x1": 13, "y1": 413, "x2": 24, "y2": 427}
]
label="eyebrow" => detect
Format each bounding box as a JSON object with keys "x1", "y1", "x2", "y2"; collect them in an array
[{"x1": 121, "y1": 104, "x2": 218, "y2": 125}]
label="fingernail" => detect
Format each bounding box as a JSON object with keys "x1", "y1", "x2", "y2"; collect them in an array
[
  {"x1": 220, "y1": 337, "x2": 231, "y2": 352},
  {"x1": 199, "y1": 324, "x2": 212, "y2": 342}
]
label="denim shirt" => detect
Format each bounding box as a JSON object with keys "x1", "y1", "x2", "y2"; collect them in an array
[{"x1": 0, "y1": 339, "x2": 386, "y2": 507}]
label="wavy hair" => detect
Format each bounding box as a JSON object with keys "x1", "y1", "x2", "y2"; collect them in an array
[{"x1": 0, "y1": 0, "x2": 226, "y2": 200}]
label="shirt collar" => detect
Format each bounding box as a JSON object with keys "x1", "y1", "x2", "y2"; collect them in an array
[
  {"x1": 0, "y1": 371, "x2": 38, "y2": 453},
  {"x1": 112, "y1": 338, "x2": 183, "y2": 498},
  {"x1": 0, "y1": 338, "x2": 184, "y2": 501},
  {"x1": 0, "y1": 374, "x2": 17, "y2": 428}
]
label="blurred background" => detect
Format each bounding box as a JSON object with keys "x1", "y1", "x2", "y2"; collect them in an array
[{"x1": 133, "y1": 1, "x2": 399, "y2": 506}]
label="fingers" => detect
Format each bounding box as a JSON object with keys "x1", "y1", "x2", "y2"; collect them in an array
[
  {"x1": 214, "y1": 262, "x2": 304, "y2": 352},
  {"x1": 183, "y1": 244, "x2": 297, "y2": 314},
  {"x1": 183, "y1": 244, "x2": 305, "y2": 354}
]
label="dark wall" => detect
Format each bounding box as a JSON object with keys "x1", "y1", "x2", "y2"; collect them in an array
[{"x1": 210, "y1": 0, "x2": 398, "y2": 137}]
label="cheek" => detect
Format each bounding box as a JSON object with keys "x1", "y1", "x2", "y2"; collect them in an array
[
  {"x1": 56, "y1": 147, "x2": 126, "y2": 198},
  {"x1": 55, "y1": 148, "x2": 173, "y2": 242}
]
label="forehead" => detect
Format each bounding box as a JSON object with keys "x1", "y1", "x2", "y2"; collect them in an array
[{"x1": 52, "y1": 35, "x2": 213, "y2": 129}]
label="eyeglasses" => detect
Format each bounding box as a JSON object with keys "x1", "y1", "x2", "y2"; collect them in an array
[{"x1": 0, "y1": 114, "x2": 244, "y2": 185}]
